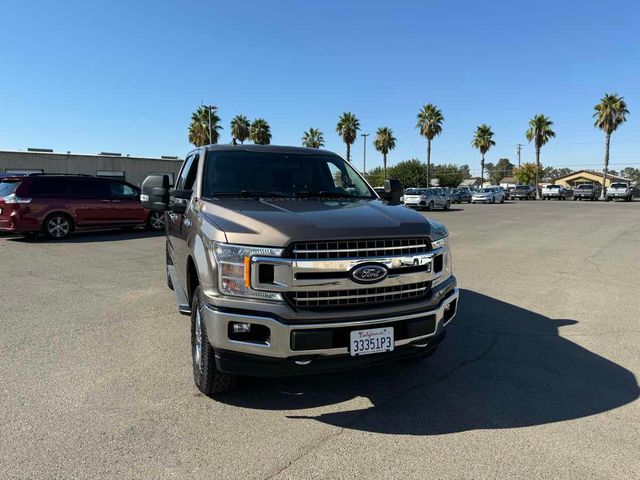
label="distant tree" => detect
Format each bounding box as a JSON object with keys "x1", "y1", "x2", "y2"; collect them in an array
[
  {"x1": 387, "y1": 159, "x2": 428, "y2": 188},
  {"x1": 488, "y1": 158, "x2": 515, "y2": 185},
  {"x1": 416, "y1": 104, "x2": 444, "y2": 187},
  {"x1": 459, "y1": 164, "x2": 472, "y2": 179},
  {"x1": 230, "y1": 115, "x2": 251, "y2": 144},
  {"x1": 471, "y1": 124, "x2": 495, "y2": 186},
  {"x1": 526, "y1": 114, "x2": 555, "y2": 198},
  {"x1": 188, "y1": 106, "x2": 222, "y2": 147},
  {"x1": 373, "y1": 127, "x2": 397, "y2": 179},
  {"x1": 364, "y1": 166, "x2": 385, "y2": 187},
  {"x1": 621, "y1": 167, "x2": 640, "y2": 184},
  {"x1": 484, "y1": 162, "x2": 495, "y2": 182},
  {"x1": 302, "y1": 128, "x2": 325, "y2": 148},
  {"x1": 543, "y1": 167, "x2": 574, "y2": 181},
  {"x1": 594, "y1": 93, "x2": 629, "y2": 197},
  {"x1": 250, "y1": 118, "x2": 272, "y2": 145},
  {"x1": 336, "y1": 112, "x2": 360, "y2": 163},
  {"x1": 514, "y1": 162, "x2": 542, "y2": 186},
  {"x1": 434, "y1": 164, "x2": 465, "y2": 188}
]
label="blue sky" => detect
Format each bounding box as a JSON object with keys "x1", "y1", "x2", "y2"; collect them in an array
[{"x1": 1, "y1": 0, "x2": 638, "y2": 175}]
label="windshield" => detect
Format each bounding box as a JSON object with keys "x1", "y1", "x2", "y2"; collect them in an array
[
  {"x1": 514, "y1": 185, "x2": 528, "y2": 190},
  {"x1": 405, "y1": 188, "x2": 425, "y2": 195},
  {"x1": 0, "y1": 180, "x2": 20, "y2": 197},
  {"x1": 577, "y1": 185, "x2": 593, "y2": 189},
  {"x1": 546, "y1": 185, "x2": 560, "y2": 189},
  {"x1": 479, "y1": 188, "x2": 492, "y2": 193},
  {"x1": 202, "y1": 151, "x2": 375, "y2": 199}
]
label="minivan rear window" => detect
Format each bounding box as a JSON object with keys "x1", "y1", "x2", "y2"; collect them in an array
[{"x1": 0, "y1": 180, "x2": 20, "y2": 197}]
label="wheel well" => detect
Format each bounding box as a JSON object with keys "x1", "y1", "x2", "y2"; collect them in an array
[{"x1": 186, "y1": 256, "x2": 199, "y2": 305}]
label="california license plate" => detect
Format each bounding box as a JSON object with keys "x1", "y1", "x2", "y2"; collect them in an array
[{"x1": 350, "y1": 327, "x2": 394, "y2": 356}]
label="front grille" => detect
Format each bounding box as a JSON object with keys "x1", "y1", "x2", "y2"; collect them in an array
[
  {"x1": 286, "y1": 281, "x2": 430, "y2": 309},
  {"x1": 290, "y1": 238, "x2": 431, "y2": 260}
]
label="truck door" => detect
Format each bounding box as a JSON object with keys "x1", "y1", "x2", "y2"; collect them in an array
[{"x1": 168, "y1": 152, "x2": 199, "y2": 286}]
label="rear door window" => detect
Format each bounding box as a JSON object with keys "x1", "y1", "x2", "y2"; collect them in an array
[
  {"x1": 0, "y1": 180, "x2": 20, "y2": 197},
  {"x1": 68, "y1": 178, "x2": 110, "y2": 198},
  {"x1": 29, "y1": 178, "x2": 69, "y2": 197}
]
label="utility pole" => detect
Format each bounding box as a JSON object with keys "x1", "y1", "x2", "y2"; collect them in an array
[
  {"x1": 361, "y1": 133, "x2": 370, "y2": 174},
  {"x1": 515, "y1": 144, "x2": 523, "y2": 167},
  {"x1": 204, "y1": 104, "x2": 217, "y2": 146}
]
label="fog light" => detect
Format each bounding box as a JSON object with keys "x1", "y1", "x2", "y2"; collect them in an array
[{"x1": 231, "y1": 322, "x2": 252, "y2": 333}]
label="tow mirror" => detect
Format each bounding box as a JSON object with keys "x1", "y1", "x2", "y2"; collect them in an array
[
  {"x1": 383, "y1": 179, "x2": 403, "y2": 205},
  {"x1": 141, "y1": 174, "x2": 170, "y2": 211},
  {"x1": 168, "y1": 189, "x2": 192, "y2": 215}
]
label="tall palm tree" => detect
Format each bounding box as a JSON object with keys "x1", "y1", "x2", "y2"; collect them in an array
[
  {"x1": 302, "y1": 128, "x2": 324, "y2": 148},
  {"x1": 249, "y1": 118, "x2": 271, "y2": 145},
  {"x1": 416, "y1": 104, "x2": 444, "y2": 187},
  {"x1": 373, "y1": 127, "x2": 397, "y2": 179},
  {"x1": 594, "y1": 94, "x2": 629, "y2": 198},
  {"x1": 525, "y1": 114, "x2": 555, "y2": 199},
  {"x1": 230, "y1": 115, "x2": 251, "y2": 144},
  {"x1": 471, "y1": 124, "x2": 496, "y2": 187},
  {"x1": 336, "y1": 112, "x2": 360, "y2": 162},
  {"x1": 188, "y1": 106, "x2": 222, "y2": 147}
]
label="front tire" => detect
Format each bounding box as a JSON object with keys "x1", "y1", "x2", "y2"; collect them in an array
[
  {"x1": 43, "y1": 213, "x2": 73, "y2": 240},
  {"x1": 427, "y1": 202, "x2": 434, "y2": 211},
  {"x1": 191, "y1": 286, "x2": 237, "y2": 397},
  {"x1": 444, "y1": 200, "x2": 450, "y2": 210}
]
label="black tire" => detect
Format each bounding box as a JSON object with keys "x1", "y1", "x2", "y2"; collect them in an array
[
  {"x1": 500, "y1": 196, "x2": 505, "y2": 204},
  {"x1": 43, "y1": 213, "x2": 73, "y2": 240},
  {"x1": 191, "y1": 286, "x2": 237, "y2": 396},
  {"x1": 467, "y1": 199, "x2": 472, "y2": 204},
  {"x1": 427, "y1": 202, "x2": 434, "y2": 211},
  {"x1": 444, "y1": 200, "x2": 450, "y2": 210},
  {"x1": 573, "y1": 197, "x2": 577, "y2": 201},
  {"x1": 491, "y1": 197, "x2": 495, "y2": 204},
  {"x1": 147, "y1": 211, "x2": 165, "y2": 231}
]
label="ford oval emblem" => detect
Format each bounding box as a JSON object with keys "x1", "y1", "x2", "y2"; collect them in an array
[{"x1": 350, "y1": 264, "x2": 388, "y2": 284}]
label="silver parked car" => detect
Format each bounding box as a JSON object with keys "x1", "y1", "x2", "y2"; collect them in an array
[
  {"x1": 471, "y1": 187, "x2": 505, "y2": 204},
  {"x1": 403, "y1": 187, "x2": 451, "y2": 211}
]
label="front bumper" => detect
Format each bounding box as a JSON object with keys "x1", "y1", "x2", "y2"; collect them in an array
[
  {"x1": 202, "y1": 284, "x2": 458, "y2": 376},
  {"x1": 472, "y1": 197, "x2": 491, "y2": 203}
]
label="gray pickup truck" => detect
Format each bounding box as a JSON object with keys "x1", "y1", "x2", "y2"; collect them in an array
[{"x1": 141, "y1": 145, "x2": 458, "y2": 396}]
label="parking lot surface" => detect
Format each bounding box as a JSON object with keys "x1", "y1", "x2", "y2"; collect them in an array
[{"x1": 1, "y1": 200, "x2": 639, "y2": 479}]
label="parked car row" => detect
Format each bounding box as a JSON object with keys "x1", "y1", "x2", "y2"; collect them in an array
[{"x1": 0, "y1": 174, "x2": 165, "y2": 239}]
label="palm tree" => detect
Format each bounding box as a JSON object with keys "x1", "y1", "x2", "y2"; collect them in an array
[
  {"x1": 336, "y1": 112, "x2": 360, "y2": 162},
  {"x1": 594, "y1": 94, "x2": 629, "y2": 198},
  {"x1": 188, "y1": 106, "x2": 222, "y2": 147},
  {"x1": 471, "y1": 124, "x2": 496, "y2": 187},
  {"x1": 373, "y1": 127, "x2": 397, "y2": 179},
  {"x1": 416, "y1": 104, "x2": 444, "y2": 187},
  {"x1": 249, "y1": 118, "x2": 271, "y2": 145},
  {"x1": 525, "y1": 114, "x2": 555, "y2": 199},
  {"x1": 302, "y1": 128, "x2": 324, "y2": 148},
  {"x1": 230, "y1": 115, "x2": 251, "y2": 144}
]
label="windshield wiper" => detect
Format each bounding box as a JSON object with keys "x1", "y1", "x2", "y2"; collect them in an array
[
  {"x1": 295, "y1": 191, "x2": 372, "y2": 199},
  {"x1": 207, "y1": 191, "x2": 294, "y2": 198}
]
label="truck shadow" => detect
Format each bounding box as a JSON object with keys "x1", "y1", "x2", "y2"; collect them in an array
[
  {"x1": 218, "y1": 289, "x2": 639, "y2": 435},
  {"x1": 5, "y1": 228, "x2": 164, "y2": 243}
]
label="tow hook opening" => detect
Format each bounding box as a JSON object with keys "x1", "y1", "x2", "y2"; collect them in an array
[{"x1": 443, "y1": 299, "x2": 457, "y2": 324}]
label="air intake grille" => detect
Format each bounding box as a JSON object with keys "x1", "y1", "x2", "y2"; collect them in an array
[
  {"x1": 286, "y1": 281, "x2": 430, "y2": 309},
  {"x1": 290, "y1": 238, "x2": 431, "y2": 260}
]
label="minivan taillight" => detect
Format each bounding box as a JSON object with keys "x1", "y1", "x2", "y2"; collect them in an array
[{"x1": 3, "y1": 193, "x2": 32, "y2": 204}]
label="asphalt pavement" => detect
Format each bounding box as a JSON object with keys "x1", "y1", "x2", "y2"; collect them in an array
[{"x1": 1, "y1": 199, "x2": 639, "y2": 479}]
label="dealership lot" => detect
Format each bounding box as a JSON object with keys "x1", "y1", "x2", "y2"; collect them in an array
[{"x1": 1, "y1": 200, "x2": 639, "y2": 479}]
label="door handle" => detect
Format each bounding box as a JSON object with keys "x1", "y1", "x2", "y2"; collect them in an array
[{"x1": 101, "y1": 199, "x2": 111, "y2": 203}]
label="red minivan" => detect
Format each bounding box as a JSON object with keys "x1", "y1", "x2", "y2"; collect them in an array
[{"x1": 0, "y1": 175, "x2": 165, "y2": 239}]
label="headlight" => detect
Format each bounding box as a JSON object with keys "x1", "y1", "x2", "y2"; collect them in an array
[
  {"x1": 212, "y1": 242, "x2": 284, "y2": 301},
  {"x1": 431, "y1": 237, "x2": 448, "y2": 249}
]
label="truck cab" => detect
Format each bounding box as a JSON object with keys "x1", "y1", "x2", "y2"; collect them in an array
[{"x1": 141, "y1": 145, "x2": 458, "y2": 396}]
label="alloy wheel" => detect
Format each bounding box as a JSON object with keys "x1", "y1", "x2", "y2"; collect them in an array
[
  {"x1": 149, "y1": 212, "x2": 165, "y2": 230},
  {"x1": 47, "y1": 216, "x2": 71, "y2": 239}
]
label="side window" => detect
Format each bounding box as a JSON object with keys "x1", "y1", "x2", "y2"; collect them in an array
[
  {"x1": 326, "y1": 161, "x2": 352, "y2": 191},
  {"x1": 30, "y1": 178, "x2": 69, "y2": 197},
  {"x1": 69, "y1": 179, "x2": 110, "y2": 198},
  {"x1": 176, "y1": 154, "x2": 199, "y2": 191},
  {"x1": 109, "y1": 181, "x2": 138, "y2": 199}
]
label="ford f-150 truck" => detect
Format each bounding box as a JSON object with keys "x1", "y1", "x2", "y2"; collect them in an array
[{"x1": 141, "y1": 145, "x2": 458, "y2": 396}]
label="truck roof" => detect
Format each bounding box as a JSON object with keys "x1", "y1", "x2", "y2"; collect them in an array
[{"x1": 202, "y1": 144, "x2": 335, "y2": 155}]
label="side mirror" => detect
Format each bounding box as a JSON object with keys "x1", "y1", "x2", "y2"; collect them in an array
[
  {"x1": 383, "y1": 179, "x2": 403, "y2": 205},
  {"x1": 168, "y1": 189, "x2": 192, "y2": 215},
  {"x1": 141, "y1": 174, "x2": 170, "y2": 211}
]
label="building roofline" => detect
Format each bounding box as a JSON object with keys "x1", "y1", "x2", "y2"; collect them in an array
[
  {"x1": 552, "y1": 169, "x2": 629, "y2": 182},
  {"x1": 0, "y1": 149, "x2": 183, "y2": 162}
]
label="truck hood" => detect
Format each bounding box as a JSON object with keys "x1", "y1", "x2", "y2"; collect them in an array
[{"x1": 198, "y1": 198, "x2": 447, "y2": 246}]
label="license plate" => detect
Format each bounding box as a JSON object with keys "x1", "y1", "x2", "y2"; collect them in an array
[{"x1": 350, "y1": 327, "x2": 394, "y2": 356}]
